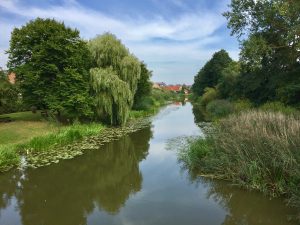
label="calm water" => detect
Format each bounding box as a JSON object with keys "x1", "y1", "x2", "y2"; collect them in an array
[{"x1": 0, "y1": 103, "x2": 297, "y2": 225}]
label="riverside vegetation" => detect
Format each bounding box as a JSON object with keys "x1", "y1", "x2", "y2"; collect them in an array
[
  {"x1": 184, "y1": 0, "x2": 300, "y2": 219},
  {"x1": 0, "y1": 18, "x2": 180, "y2": 172}
]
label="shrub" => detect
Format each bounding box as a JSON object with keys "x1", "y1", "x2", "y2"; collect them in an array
[
  {"x1": 200, "y1": 87, "x2": 218, "y2": 106},
  {"x1": 233, "y1": 99, "x2": 253, "y2": 112},
  {"x1": 206, "y1": 99, "x2": 234, "y2": 119},
  {"x1": 260, "y1": 101, "x2": 298, "y2": 115},
  {"x1": 133, "y1": 96, "x2": 155, "y2": 111}
]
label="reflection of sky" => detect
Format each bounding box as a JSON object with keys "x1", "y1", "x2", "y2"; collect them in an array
[{"x1": 0, "y1": 197, "x2": 22, "y2": 225}]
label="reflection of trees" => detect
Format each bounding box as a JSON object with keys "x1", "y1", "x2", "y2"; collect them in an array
[
  {"x1": 191, "y1": 102, "x2": 207, "y2": 124},
  {"x1": 189, "y1": 175, "x2": 296, "y2": 225},
  {"x1": 0, "y1": 126, "x2": 152, "y2": 225}
]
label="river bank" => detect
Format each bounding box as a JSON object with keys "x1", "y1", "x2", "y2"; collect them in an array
[
  {"x1": 0, "y1": 104, "x2": 163, "y2": 172},
  {"x1": 180, "y1": 105, "x2": 300, "y2": 220}
]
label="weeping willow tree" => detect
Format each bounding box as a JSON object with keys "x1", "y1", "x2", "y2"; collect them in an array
[
  {"x1": 90, "y1": 68, "x2": 133, "y2": 125},
  {"x1": 88, "y1": 33, "x2": 141, "y2": 125}
]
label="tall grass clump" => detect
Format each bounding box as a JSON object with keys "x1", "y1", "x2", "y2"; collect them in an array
[
  {"x1": 20, "y1": 123, "x2": 105, "y2": 153},
  {"x1": 0, "y1": 145, "x2": 20, "y2": 171},
  {"x1": 183, "y1": 110, "x2": 300, "y2": 209}
]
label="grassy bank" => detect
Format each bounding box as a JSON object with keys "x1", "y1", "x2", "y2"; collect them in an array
[
  {"x1": 0, "y1": 112, "x2": 105, "y2": 172},
  {"x1": 181, "y1": 110, "x2": 300, "y2": 213}
]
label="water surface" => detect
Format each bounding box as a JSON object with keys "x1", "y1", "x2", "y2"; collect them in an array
[{"x1": 0, "y1": 103, "x2": 297, "y2": 225}]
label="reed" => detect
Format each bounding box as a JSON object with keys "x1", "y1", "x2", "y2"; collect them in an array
[{"x1": 183, "y1": 110, "x2": 300, "y2": 209}]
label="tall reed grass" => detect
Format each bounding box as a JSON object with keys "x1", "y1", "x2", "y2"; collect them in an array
[{"x1": 183, "y1": 110, "x2": 300, "y2": 209}]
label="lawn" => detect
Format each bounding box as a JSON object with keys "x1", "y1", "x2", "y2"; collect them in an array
[
  {"x1": 0, "y1": 111, "x2": 105, "y2": 172},
  {"x1": 0, "y1": 111, "x2": 57, "y2": 145}
]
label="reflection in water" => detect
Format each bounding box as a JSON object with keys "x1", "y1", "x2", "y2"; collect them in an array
[
  {"x1": 188, "y1": 174, "x2": 297, "y2": 225},
  {"x1": 0, "y1": 103, "x2": 297, "y2": 225},
  {"x1": 191, "y1": 102, "x2": 208, "y2": 124},
  {"x1": 0, "y1": 127, "x2": 152, "y2": 225}
]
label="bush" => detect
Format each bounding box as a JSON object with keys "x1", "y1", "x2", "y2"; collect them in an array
[
  {"x1": 133, "y1": 96, "x2": 155, "y2": 111},
  {"x1": 260, "y1": 101, "x2": 298, "y2": 115},
  {"x1": 233, "y1": 99, "x2": 253, "y2": 112},
  {"x1": 200, "y1": 87, "x2": 218, "y2": 106},
  {"x1": 206, "y1": 99, "x2": 234, "y2": 119}
]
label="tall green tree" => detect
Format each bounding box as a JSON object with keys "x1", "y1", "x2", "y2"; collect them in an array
[
  {"x1": 88, "y1": 33, "x2": 141, "y2": 125},
  {"x1": 192, "y1": 50, "x2": 232, "y2": 96},
  {"x1": 133, "y1": 62, "x2": 152, "y2": 109},
  {"x1": 217, "y1": 61, "x2": 241, "y2": 99},
  {"x1": 7, "y1": 18, "x2": 92, "y2": 121},
  {"x1": 224, "y1": 0, "x2": 300, "y2": 105}
]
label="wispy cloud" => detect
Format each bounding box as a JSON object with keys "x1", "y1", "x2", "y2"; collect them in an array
[{"x1": 0, "y1": 0, "x2": 239, "y2": 84}]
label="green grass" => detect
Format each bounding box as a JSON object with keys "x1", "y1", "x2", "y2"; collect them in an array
[
  {"x1": 0, "y1": 110, "x2": 105, "y2": 172},
  {"x1": 0, "y1": 121, "x2": 57, "y2": 145},
  {"x1": 182, "y1": 110, "x2": 300, "y2": 214},
  {"x1": 0, "y1": 111, "x2": 44, "y2": 121},
  {"x1": 20, "y1": 123, "x2": 105, "y2": 153},
  {"x1": 129, "y1": 107, "x2": 159, "y2": 119},
  {"x1": 0, "y1": 145, "x2": 20, "y2": 172}
]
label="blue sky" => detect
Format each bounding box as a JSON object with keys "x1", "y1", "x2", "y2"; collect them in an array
[{"x1": 0, "y1": 0, "x2": 239, "y2": 84}]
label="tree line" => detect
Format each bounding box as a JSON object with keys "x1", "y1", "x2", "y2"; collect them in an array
[
  {"x1": 3, "y1": 18, "x2": 152, "y2": 125},
  {"x1": 192, "y1": 0, "x2": 300, "y2": 108}
]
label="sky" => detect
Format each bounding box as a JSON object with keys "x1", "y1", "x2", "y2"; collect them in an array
[{"x1": 0, "y1": 0, "x2": 239, "y2": 84}]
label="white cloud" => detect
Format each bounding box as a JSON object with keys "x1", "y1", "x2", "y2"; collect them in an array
[{"x1": 0, "y1": 0, "x2": 239, "y2": 83}]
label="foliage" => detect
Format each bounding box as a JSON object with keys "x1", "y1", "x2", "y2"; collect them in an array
[
  {"x1": 7, "y1": 18, "x2": 92, "y2": 121},
  {"x1": 200, "y1": 87, "x2": 218, "y2": 106},
  {"x1": 88, "y1": 33, "x2": 141, "y2": 125},
  {"x1": 182, "y1": 110, "x2": 300, "y2": 210},
  {"x1": 224, "y1": 0, "x2": 300, "y2": 105},
  {"x1": 260, "y1": 101, "x2": 298, "y2": 115},
  {"x1": 0, "y1": 74, "x2": 20, "y2": 114},
  {"x1": 233, "y1": 99, "x2": 253, "y2": 112},
  {"x1": 192, "y1": 50, "x2": 232, "y2": 96},
  {"x1": 133, "y1": 62, "x2": 152, "y2": 109},
  {"x1": 217, "y1": 61, "x2": 241, "y2": 99},
  {"x1": 206, "y1": 99, "x2": 234, "y2": 119},
  {"x1": 179, "y1": 137, "x2": 213, "y2": 169},
  {"x1": 133, "y1": 96, "x2": 156, "y2": 111},
  {"x1": 89, "y1": 68, "x2": 133, "y2": 125}
]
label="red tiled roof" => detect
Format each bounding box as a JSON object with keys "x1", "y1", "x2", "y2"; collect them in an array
[{"x1": 164, "y1": 85, "x2": 181, "y2": 91}]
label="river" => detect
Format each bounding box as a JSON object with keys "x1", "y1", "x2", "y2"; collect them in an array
[{"x1": 0, "y1": 103, "x2": 297, "y2": 225}]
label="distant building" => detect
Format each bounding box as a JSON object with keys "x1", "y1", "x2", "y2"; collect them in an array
[
  {"x1": 152, "y1": 82, "x2": 167, "y2": 89},
  {"x1": 164, "y1": 85, "x2": 182, "y2": 93},
  {"x1": 8, "y1": 72, "x2": 16, "y2": 84}
]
